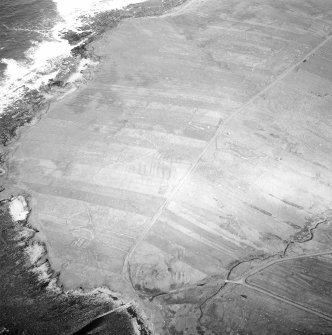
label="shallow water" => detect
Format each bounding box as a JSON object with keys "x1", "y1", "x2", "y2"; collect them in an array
[
  {"x1": 0, "y1": 0, "x2": 144, "y2": 114},
  {"x1": 0, "y1": 0, "x2": 57, "y2": 65}
]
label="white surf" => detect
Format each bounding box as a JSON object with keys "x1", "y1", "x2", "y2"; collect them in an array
[{"x1": 0, "y1": 0, "x2": 145, "y2": 114}]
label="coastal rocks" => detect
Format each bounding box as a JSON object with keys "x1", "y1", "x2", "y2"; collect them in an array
[
  {"x1": 0, "y1": 89, "x2": 46, "y2": 146},
  {"x1": 61, "y1": 30, "x2": 93, "y2": 45}
]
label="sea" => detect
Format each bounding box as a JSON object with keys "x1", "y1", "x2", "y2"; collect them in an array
[{"x1": 0, "y1": 0, "x2": 144, "y2": 114}]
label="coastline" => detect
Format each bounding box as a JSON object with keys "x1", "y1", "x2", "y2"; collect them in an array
[
  {"x1": 0, "y1": 1, "x2": 190, "y2": 334},
  {"x1": 1, "y1": 0, "x2": 332, "y2": 334}
]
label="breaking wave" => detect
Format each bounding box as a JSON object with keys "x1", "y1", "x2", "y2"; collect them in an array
[{"x1": 0, "y1": 0, "x2": 144, "y2": 114}]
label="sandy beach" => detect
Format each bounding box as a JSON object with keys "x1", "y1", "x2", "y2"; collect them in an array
[{"x1": 1, "y1": 0, "x2": 332, "y2": 333}]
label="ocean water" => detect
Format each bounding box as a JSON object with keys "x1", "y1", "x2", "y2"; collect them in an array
[{"x1": 0, "y1": 0, "x2": 144, "y2": 114}]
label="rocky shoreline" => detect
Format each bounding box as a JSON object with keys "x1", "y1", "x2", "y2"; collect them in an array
[{"x1": 0, "y1": 1, "x2": 188, "y2": 334}]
